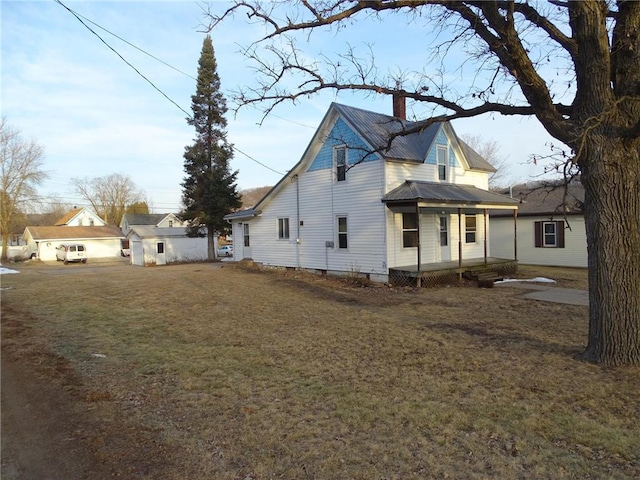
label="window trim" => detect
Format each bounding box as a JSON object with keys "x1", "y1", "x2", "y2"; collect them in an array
[
  {"x1": 337, "y1": 215, "x2": 348, "y2": 249},
  {"x1": 437, "y1": 145, "x2": 448, "y2": 181},
  {"x1": 465, "y1": 215, "x2": 477, "y2": 244},
  {"x1": 402, "y1": 212, "x2": 418, "y2": 248},
  {"x1": 534, "y1": 220, "x2": 565, "y2": 248},
  {"x1": 243, "y1": 223, "x2": 250, "y2": 247},
  {"x1": 439, "y1": 216, "x2": 448, "y2": 247},
  {"x1": 334, "y1": 145, "x2": 348, "y2": 182},
  {"x1": 278, "y1": 217, "x2": 290, "y2": 240}
]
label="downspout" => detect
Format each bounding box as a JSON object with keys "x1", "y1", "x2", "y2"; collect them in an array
[
  {"x1": 483, "y1": 208, "x2": 488, "y2": 266},
  {"x1": 457, "y1": 208, "x2": 462, "y2": 281},
  {"x1": 295, "y1": 175, "x2": 301, "y2": 269},
  {"x1": 416, "y1": 202, "x2": 421, "y2": 288},
  {"x1": 513, "y1": 209, "x2": 518, "y2": 262}
]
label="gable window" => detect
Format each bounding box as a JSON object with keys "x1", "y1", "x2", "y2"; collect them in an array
[
  {"x1": 402, "y1": 213, "x2": 418, "y2": 248},
  {"x1": 335, "y1": 146, "x2": 347, "y2": 182},
  {"x1": 465, "y1": 215, "x2": 477, "y2": 243},
  {"x1": 337, "y1": 216, "x2": 348, "y2": 249},
  {"x1": 534, "y1": 221, "x2": 565, "y2": 248},
  {"x1": 437, "y1": 145, "x2": 448, "y2": 181},
  {"x1": 89, "y1": 218, "x2": 95, "y2": 226},
  {"x1": 278, "y1": 218, "x2": 290, "y2": 239},
  {"x1": 243, "y1": 223, "x2": 250, "y2": 247},
  {"x1": 168, "y1": 220, "x2": 173, "y2": 228}
]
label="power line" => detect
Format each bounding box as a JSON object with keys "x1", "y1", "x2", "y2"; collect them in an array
[
  {"x1": 53, "y1": 0, "x2": 191, "y2": 118},
  {"x1": 53, "y1": 0, "x2": 285, "y2": 177}
]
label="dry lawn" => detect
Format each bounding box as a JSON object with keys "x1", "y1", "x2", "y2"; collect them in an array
[{"x1": 1, "y1": 261, "x2": 638, "y2": 479}]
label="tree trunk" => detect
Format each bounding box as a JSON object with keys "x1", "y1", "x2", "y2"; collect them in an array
[
  {"x1": 580, "y1": 136, "x2": 640, "y2": 366},
  {"x1": 1, "y1": 234, "x2": 9, "y2": 262},
  {"x1": 207, "y1": 225, "x2": 216, "y2": 260}
]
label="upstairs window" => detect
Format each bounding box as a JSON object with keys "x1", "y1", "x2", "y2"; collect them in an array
[
  {"x1": 402, "y1": 212, "x2": 418, "y2": 248},
  {"x1": 465, "y1": 215, "x2": 477, "y2": 243},
  {"x1": 335, "y1": 146, "x2": 347, "y2": 182},
  {"x1": 437, "y1": 145, "x2": 448, "y2": 181},
  {"x1": 168, "y1": 220, "x2": 173, "y2": 228},
  {"x1": 278, "y1": 218, "x2": 290, "y2": 239}
]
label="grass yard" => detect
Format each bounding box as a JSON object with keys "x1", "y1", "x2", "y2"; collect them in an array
[{"x1": 1, "y1": 262, "x2": 638, "y2": 479}]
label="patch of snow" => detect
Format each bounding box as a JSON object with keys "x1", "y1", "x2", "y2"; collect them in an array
[
  {"x1": 0, "y1": 266, "x2": 20, "y2": 275},
  {"x1": 91, "y1": 353, "x2": 107, "y2": 358},
  {"x1": 495, "y1": 277, "x2": 556, "y2": 284}
]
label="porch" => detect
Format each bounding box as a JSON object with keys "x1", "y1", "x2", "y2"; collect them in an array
[{"x1": 389, "y1": 257, "x2": 518, "y2": 287}]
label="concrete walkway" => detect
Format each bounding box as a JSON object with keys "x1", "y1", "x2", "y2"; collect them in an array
[{"x1": 496, "y1": 282, "x2": 589, "y2": 306}]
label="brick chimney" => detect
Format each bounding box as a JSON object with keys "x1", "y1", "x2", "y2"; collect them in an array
[{"x1": 392, "y1": 92, "x2": 406, "y2": 120}]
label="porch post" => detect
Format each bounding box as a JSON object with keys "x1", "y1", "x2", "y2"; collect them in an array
[
  {"x1": 416, "y1": 203, "x2": 422, "y2": 288},
  {"x1": 483, "y1": 208, "x2": 488, "y2": 266},
  {"x1": 513, "y1": 209, "x2": 518, "y2": 261},
  {"x1": 457, "y1": 208, "x2": 462, "y2": 281}
]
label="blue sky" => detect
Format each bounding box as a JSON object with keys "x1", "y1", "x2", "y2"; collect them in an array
[{"x1": 2, "y1": 1, "x2": 564, "y2": 213}]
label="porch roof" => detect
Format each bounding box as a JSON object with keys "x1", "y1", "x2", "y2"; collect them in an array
[{"x1": 382, "y1": 180, "x2": 519, "y2": 211}]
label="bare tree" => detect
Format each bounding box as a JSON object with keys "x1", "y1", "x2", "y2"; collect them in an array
[
  {"x1": 71, "y1": 174, "x2": 145, "y2": 225},
  {"x1": 460, "y1": 134, "x2": 511, "y2": 189},
  {"x1": 240, "y1": 185, "x2": 272, "y2": 208},
  {"x1": 209, "y1": 1, "x2": 640, "y2": 366},
  {"x1": 0, "y1": 117, "x2": 47, "y2": 261}
]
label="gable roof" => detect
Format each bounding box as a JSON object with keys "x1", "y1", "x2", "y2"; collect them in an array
[
  {"x1": 383, "y1": 180, "x2": 520, "y2": 207},
  {"x1": 491, "y1": 182, "x2": 585, "y2": 217},
  {"x1": 54, "y1": 208, "x2": 84, "y2": 225},
  {"x1": 25, "y1": 225, "x2": 124, "y2": 241},
  {"x1": 224, "y1": 102, "x2": 496, "y2": 221},
  {"x1": 122, "y1": 213, "x2": 170, "y2": 226}
]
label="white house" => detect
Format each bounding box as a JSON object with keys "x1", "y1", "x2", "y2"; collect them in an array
[
  {"x1": 225, "y1": 99, "x2": 519, "y2": 285},
  {"x1": 55, "y1": 207, "x2": 106, "y2": 227},
  {"x1": 120, "y1": 212, "x2": 187, "y2": 235},
  {"x1": 490, "y1": 182, "x2": 587, "y2": 268},
  {"x1": 126, "y1": 226, "x2": 209, "y2": 266}
]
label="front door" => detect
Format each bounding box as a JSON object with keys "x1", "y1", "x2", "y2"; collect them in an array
[
  {"x1": 242, "y1": 223, "x2": 252, "y2": 259},
  {"x1": 439, "y1": 216, "x2": 450, "y2": 262}
]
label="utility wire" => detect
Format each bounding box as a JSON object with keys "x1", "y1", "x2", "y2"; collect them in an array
[
  {"x1": 53, "y1": 0, "x2": 284, "y2": 176},
  {"x1": 54, "y1": 0, "x2": 191, "y2": 118}
]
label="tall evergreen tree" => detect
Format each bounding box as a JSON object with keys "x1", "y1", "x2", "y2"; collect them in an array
[{"x1": 182, "y1": 35, "x2": 241, "y2": 259}]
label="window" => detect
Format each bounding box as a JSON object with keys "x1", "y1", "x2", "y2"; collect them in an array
[
  {"x1": 335, "y1": 146, "x2": 347, "y2": 182},
  {"x1": 278, "y1": 218, "x2": 290, "y2": 239},
  {"x1": 439, "y1": 217, "x2": 448, "y2": 246},
  {"x1": 437, "y1": 145, "x2": 448, "y2": 181},
  {"x1": 157, "y1": 242, "x2": 164, "y2": 254},
  {"x1": 168, "y1": 220, "x2": 173, "y2": 228},
  {"x1": 402, "y1": 213, "x2": 418, "y2": 247},
  {"x1": 89, "y1": 218, "x2": 95, "y2": 226},
  {"x1": 337, "y1": 216, "x2": 348, "y2": 249},
  {"x1": 243, "y1": 223, "x2": 250, "y2": 247},
  {"x1": 465, "y1": 215, "x2": 477, "y2": 243},
  {"x1": 534, "y1": 221, "x2": 565, "y2": 248}
]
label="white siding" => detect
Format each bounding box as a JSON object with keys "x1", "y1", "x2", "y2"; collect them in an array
[
  {"x1": 490, "y1": 215, "x2": 587, "y2": 268},
  {"x1": 131, "y1": 236, "x2": 208, "y2": 266},
  {"x1": 36, "y1": 239, "x2": 121, "y2": 261},
  {"x1": 247, "y1": 161, "x2": 388, "y2": 278},
  {"x1": 385, "y1": 162, "x2": 488, "y2": 192}
]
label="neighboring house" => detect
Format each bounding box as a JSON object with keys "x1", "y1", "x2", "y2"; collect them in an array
[
  {"x1": 120, "y1": 213, "x2": 187, "y2": 236},
  {"x1": 55, "y1": 207, "x2": 106, "y2": 227},
  {"x1": 224, "y1": 99, "x2": 519, "y2": 284},
  {"x1": 23, "y1": 225, "x2": 125, "y2": 261},
  {"x1": 126, "y1": 226, "x2": 209, "y2": 266},
  {"x1": 490, "y1": 182, "x2": 587, "y2": 268}
]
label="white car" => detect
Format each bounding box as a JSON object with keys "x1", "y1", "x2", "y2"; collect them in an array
[
  {"x1": 56, "y1": 244, "x2": 87, "y2": 264},
  {"x1": 218, "y1": 245, "x2": 233, "y2": 257}
]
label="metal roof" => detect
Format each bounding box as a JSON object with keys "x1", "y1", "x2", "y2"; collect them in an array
[
  {"x1": 224, "y1": 208, "x2": 256, "y2": 221},
  {"x1": 332, "y1": 103, "x2": 496, "y2": 172},
  {"x1": 490, "y1": 182, "x2": 585, "y2": 217},
  {"x1": 382, "y1": 181, "x2": 520, "y2": 206},
  {"x1": 122, "y1": 213, "x2": 170, "y2": 225},
  {"x1": 127, "y1": 226, "x2": 197, "y2": 239}
]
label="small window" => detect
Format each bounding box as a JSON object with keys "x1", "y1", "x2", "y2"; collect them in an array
[
  {"x1": 534, "y1": 221, "x2": 565, "y2": 248},
  {"x1": 77, "y1": 245, "x2": 85, "y2": 252},
  {"x1": 465, "y1": 215, "x2": 477, "y2": 243},
  {"x1": 89, "y1": 218, "x2": 95, "y2": 226},
  {"x1": 337, "y1": 216, "x2": 348, "y2": 249},
  {"x1": 243, "y1": 223, "x2": 250, "y2": 247},
  {"x1": 402, "y1": 212, "x2": 418, "y2": 248},
  {"x1": 335, "y1": 146, "x2": 347, "y2": 182},
  {"x1": 157, "y1": 242, "x2": 164, "y2": 254},
  {"x1": 169, "y1": 220, "x2": 173, "y2": 228},
  {"x1": 437, "y1": 145, "x2": 448, "y2": 181},
  {"x1": 278, "y1": 218, "x2": 290, "y2": 239}
]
